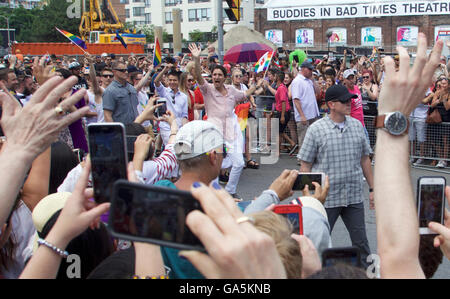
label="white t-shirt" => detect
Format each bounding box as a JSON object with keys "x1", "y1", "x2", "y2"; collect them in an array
[
  {"x1": 85, "y1": 90, "x2": 104, "y2": 124},
  {"x1": 137, "y1": 90, "x2": 151, "y2": 128},
  {"x1": 291, "y1": 74, "x2": 320, "y2": 121}
]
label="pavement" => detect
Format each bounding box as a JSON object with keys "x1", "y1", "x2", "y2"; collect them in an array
[{"x1": 235, "y1": 153, "x2": 450, "y2": 279}]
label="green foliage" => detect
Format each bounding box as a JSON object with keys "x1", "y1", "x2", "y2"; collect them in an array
[
  {"x1": 189, "y1": 29, "x2": 203, "y2": 42},
  {"x1": 0, "y1": 0, "x2": 78, "y2": 43}
]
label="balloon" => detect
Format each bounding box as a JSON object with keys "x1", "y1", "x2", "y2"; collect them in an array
[{"x1": 289, "y1": 49, "x2": 307, "y2": 67}]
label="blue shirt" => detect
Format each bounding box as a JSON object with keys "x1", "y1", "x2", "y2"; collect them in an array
[{"x1": 102, "y1": 80, "x2": 139, "y2": 124}]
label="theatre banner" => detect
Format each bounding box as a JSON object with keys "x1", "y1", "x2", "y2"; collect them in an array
[
  {"x1": 295, "y1": 29, "x2": 314, "y2": 47},
  {"x1": 266, "y1": 29, "x2": 283, "y2": 46},
  {"x1": 267, "y1": 1, "x2": 450, "y2": 21},
  {"x1": 361, "y1": 27, "x2": 382, "y2": 46}
]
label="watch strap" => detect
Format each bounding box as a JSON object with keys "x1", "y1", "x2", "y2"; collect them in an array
[{"x1": 374, "y1": 115, "x2": 386, "y2": 129}]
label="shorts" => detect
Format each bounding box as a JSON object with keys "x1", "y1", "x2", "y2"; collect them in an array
[
  {"x1": 408, "y1": 117, "x2": 426, "y2": 143},
  {"x1": 277, "y1": 111, "x2": 291, "y2": 133}
]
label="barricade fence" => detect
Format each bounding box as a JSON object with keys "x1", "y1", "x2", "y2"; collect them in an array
[{"x1": 249, "y1": 96, "x2": 449, "y2": 173}]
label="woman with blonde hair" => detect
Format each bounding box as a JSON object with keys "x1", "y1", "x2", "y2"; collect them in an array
[{"x1": 179, "y1": 72, "x2": 195, "y2": 121}]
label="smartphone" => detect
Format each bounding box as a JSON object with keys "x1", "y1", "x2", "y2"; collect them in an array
[
  {"x1": 322, "y1": 246, "x2": 362, "y2": 268},
  {"x1": 293, "y1": 55, "x2": 299, "y2": 63},
  {"x1": 417, "y1": 176, "x2": 446, "y2": 235},
  {"x1": 87, "y1": 123, "x2": 128, "y2": 203},
  {"x1": 155, "y1": 99, "x2": 167, "y2": 118},
  {"x1": 108, "y1": 180, "x2": 205, "y2": 251},
  {"x1": 273, "y1": 204, "x2": 303, "y2": 235},
  {"x1": 292, "y1": 172, "x2": 325, "y2": 191}
]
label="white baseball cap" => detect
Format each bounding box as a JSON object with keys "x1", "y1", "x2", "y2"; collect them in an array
[
  {"x1": 101, "y1": 53, "x2": 108, "y2": 58},
  {"x1": 343, "y1": 69, "x2": 356, "y2": 79},
  {"x1": 174, "y1": 120, "x2": 224, "y2": 161}
]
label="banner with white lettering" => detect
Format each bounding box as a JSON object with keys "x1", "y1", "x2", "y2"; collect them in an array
[
  {"x1": 267, "y1": 1, "x2": 450, "y2": 21},
  {"x1": 296, "y1": 29, "x2": 314, "y2": 47}
]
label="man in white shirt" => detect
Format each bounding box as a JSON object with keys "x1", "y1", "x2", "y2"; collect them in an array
[{"x1": 291, "y1": 61, "x2": 320, "y2": 164}]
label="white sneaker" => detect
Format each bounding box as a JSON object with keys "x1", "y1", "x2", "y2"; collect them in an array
[
  {"x1": 413, "y1": 158, "x2": 424, "y2": 166},
  {"x1": 436, "y1": 160, "x2": 447, "y2": 168}
]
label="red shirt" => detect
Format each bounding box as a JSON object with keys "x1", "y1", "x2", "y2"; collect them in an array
[{"x1": 275, "y1": 83, "x2": 290, "y2": 112}]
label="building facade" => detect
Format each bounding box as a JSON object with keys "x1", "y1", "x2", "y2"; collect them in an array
[
  {"x1": 124, "y1": 0, "x2": 266, "y2": 42},
  {"x1": 255, "y1": 0, "x2": 450, "y2": 53}
]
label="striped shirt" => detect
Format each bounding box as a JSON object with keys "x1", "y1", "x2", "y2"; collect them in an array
[
  {"x1": 297, "y1": 115, "x2": 371, "y2": 208},
  {"x1": 141, "y1": 143, "x2": 178, "y2": 184}
]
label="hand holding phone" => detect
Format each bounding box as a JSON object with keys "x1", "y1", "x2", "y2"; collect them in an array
[
  {"x1": 417, "y1": 176, "x2": 446, "y2": 235},
  {"x1": 293, "y1": 172, "x2": 325, "y2": 191}
]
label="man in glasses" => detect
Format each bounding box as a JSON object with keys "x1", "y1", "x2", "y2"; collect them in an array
[
  {"x1": 100, "y1": 68, "x2": 114, "y2": 88},
  {"x1": 103, "y1": 61, "x2": 139, "y2": 124},
  {"x1": 297, "y1": 84, "x2": 374, "y2": 269}
]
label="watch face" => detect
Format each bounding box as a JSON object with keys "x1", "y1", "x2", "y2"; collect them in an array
[{"x1": 385, "y1": 112, "x2": 408, "y2": 135}]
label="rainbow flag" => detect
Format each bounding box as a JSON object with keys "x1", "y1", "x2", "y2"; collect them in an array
[
  {"x1": 55, "y1": 27, "x2": 87, "y2": 50},
  {"x1": 153, "y1": 37, "x2": 162, "y2": 67},
  {"x1": 254, "y1": 51, "x2": 274, "y2": 73},
  {"x1": 235, "y1": 102, "x2": 251, "y2": 131}
]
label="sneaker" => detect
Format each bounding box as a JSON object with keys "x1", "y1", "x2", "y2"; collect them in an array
[
  {"x1": 436, "y1": 160, "x2": 447, "y2": 168},
  {"x1": 289, "y1": 144, "x2": 299, "y2": 156},
  {"x1": 413, "y1": 158, "x2": 424, "y2": 166},
  {"x1": 231, "y1": 193, "x2": 243, "y2": 202}
]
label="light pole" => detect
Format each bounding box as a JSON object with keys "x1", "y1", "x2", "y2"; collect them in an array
[
  {"x1": 0, "y1": 16, "x2": 10, "y2": 51},
  {"x1": 326, "y1": 30, "x2": 332, "y2": 57}
]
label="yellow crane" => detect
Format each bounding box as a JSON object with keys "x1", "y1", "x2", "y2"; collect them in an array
[{"x1": 79, "y1": 0, "x2": 145, "y2": 45}]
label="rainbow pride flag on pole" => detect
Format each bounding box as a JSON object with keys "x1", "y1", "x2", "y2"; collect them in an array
[
  {"x1": 55, "y1": 27, "x2": 87, "y2": 50},
  {"x1": 153, "y1": 37, "x2": 162, "y2": 67},
  {"x1": 254, "y1": 51, "x2": 274, "y2": 73}
]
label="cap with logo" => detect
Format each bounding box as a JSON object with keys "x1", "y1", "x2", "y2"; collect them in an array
[
  {"x1": 174, "y1": 120, "x2": 224, "y2": 161},
  {"x1": 68, "y1": 61, "x2": 81, "y2": 70}
]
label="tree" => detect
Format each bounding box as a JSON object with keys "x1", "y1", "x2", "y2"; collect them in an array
[{"x1": 189, "y1": 29, "x2": 204, "y2": 42}]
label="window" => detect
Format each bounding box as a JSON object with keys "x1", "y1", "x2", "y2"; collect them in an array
[
  {"x1": 165, "y1": 0, "x2": 181, "y2": 6},
  {"x1": 145, "y1": 13, "x2": 151, "y2": 24},
  {"x1": 134, "y1": 20, "x2": 146, "y2": 26},
  {"x1": 165, "y1": 12, "x2": 173, "y2": 24},
  {"x1": 188, "y1": 0, "x2": 209, "y2": 3},
  {"x1": 120, "y1": 0, "x2": 129, "y2": 4},
  {"x1": 125, "y1": 9, "x2": 130, "y2": 18},
  {"x1": 145, "y1": 0, "x2": 151, "y2": 5},
  {"x1": 255, "y1": 0, "x2": 264, "y2": 3},
  {"x1": 188, "y1": 8, "x2": 211, "y2": 22},
  {"x1": 133, "y1": 7, "x2": 145, "y2": 17},
  {"x1": 133, "y1": 0, "x2": 144, "y2": 2}
]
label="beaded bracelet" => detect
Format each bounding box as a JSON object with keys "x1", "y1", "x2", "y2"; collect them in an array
[
  {"x1": 37, "y1": 238, "x2": 69, "y2": 258},
  {"x1": 132, "y1": 275, "x2": 169, "y2": 279}
]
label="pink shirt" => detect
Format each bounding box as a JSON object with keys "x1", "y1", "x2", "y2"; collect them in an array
[
  {"x1": 275, "y1": 83, "x2": 290, "y2": 112},
  {"x1": 347, "y1": 85, "x2": 365, "y2": 127},
  {"x1": 199, "y1": 82, "x2": 246, "y2": 141}
]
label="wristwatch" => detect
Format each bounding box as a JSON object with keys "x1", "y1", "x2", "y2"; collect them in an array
[{"x1": 374, "y1": 111, "x2": 409, "y2": 136}]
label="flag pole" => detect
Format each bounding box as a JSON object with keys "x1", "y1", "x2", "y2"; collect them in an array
[{"x1": 55, "y1": 27, "x2": 90, "y2": 55}]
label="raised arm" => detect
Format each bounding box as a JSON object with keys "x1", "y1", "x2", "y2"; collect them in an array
[
  {"x1": 135, "y1": 64, "x2": 154, "y2": 92},
  {"x1": 374, "y1": 33, "x2": 443, "y2": 279},
  {"x1": 188, "y1": 43, "x2": 205, "y2": 86}
]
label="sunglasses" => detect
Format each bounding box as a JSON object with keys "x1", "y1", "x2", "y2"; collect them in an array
[
  {"x1": 114, "y1": 68, "x2": 128, "y2": 73},
  {"x1": 206, "y1": 144, "x2": 228, "y2": 159},
  {"x1": 332, "y1": 98, "x2": 351, "y2": 104},
  {"x1": 102, "y1": 74, "x2": 114, "y2": 78},
  {"x1": 362, "y1": 76, "x2": 370, "y2": 79},
  {"x1": 187, "y1": 79, "x2": 194, "y2": 82}
]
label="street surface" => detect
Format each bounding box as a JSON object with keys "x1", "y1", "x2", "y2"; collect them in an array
[{"x1": 236, "y1": 153, "x2": 450, "y2": 279}]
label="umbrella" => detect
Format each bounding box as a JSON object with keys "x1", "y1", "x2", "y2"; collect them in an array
[{"x1": 224, "y1": 42, "x2": 274, "y2": 64}]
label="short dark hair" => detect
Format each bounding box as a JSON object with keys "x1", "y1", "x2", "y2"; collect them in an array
[
  {"x1": 0, "y1": 68, "x2": 14, "y2": 81},
  {"x1": 211, "y1": 64, "x2": 227, "y2": 77}
]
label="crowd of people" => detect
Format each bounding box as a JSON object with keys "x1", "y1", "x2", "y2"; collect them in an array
[{"x1": 0, "y1": 33, "x2": 449, "y2": 280}]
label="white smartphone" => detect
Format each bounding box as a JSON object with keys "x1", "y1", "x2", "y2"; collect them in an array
[
  {"x1": 293, "y1": 172, "x2": 326, "y2": 191},
  {"x1": 417, "y1": 176, "x2": 446, "y2": 235}
]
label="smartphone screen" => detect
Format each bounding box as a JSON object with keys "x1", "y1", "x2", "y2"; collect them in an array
[
  {"x1": 273, "y1": 205, "x2": 303, "y2": 235},
  {"x1": 322, "y1": 247, "x2": 361, "y2": 268},
  {"x1": 418, "y1": 177, "x2": 445, "y2": 234},
  {"x1": 293, "y1": 173, "x2": 323, "y2": 191},
  {"x1": 109, "y1": 180, "x2": 204, "y2": 251},
  {"x1": 156, "y1": 100, "x2": 167, "y2": 117},
  {"x1": 88, "y1": 123, "x2": 128, "y2": 203}
]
